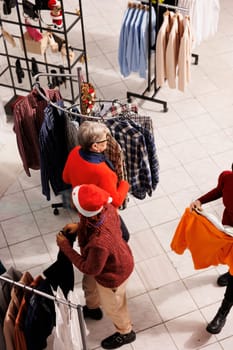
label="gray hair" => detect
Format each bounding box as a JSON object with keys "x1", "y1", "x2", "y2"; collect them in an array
[{"x1": 78, "y1": 121, "x2": 109, "y2": 150}]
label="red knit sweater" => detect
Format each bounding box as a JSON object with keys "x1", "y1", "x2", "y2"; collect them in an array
[
  {"x1": 62, "y1": 146, "x2": 129, "y2": 208},
  {"x1": 59, "y1": 204, "x2": 134, "y2": 288},
  {"x1": 198, "y1": 171, "x2": 233, "y2": 226}
]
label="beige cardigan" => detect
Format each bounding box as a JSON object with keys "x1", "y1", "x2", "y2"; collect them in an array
[
  {"x1": 155, "y1": 11, "x2": 175, "y2": 88},
  {"x1": 165, "y1": 13, "x2": 184, "y2": 89},
  {"x1": 178, "y1": 16, "x2": 193, "y2": 92}
]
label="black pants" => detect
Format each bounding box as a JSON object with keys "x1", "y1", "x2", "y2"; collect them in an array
[
  {"x1": 225, "y1": 274, "x2": 233, "y2": 302},
  {"x1": 120, "y1": 215, "x2": 130, "y2": 242}
]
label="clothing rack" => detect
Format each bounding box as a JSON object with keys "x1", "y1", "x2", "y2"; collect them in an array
[
  {"x1": 0, "y1": 274, "x2": 88, "y2": 350},
  {"x1": 126, "y1": 0, "x2": 198, "y2": 111},
  {"x1": 34, "y1": 70, "x2": 133, "y2": 214},
  {"x1": 127, "y1": 0, "x2": 168, "y2": 112},
  {"x1": 34, "y1": 71, "x2": 138, "y2": 120}
]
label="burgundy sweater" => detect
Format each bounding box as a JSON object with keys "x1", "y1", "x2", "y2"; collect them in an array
[
  {"x1": 59, "y1": 204, "x2": 134, "y2": 288},
  {"x1": 198, "y1": 171, "x2": 233, "y2": 226}
]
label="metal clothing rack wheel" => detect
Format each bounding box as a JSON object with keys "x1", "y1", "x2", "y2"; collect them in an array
[{"x1": 51, "y1": 202, "x2": 63, "y2": 215}]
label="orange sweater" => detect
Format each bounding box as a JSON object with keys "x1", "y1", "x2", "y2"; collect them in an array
[
  {"x1": 171, "y1": 208, "x2": 233, "y2": 274},
  {"x1": 63, "y1": 146, "x2": 129, "y2": 208}
]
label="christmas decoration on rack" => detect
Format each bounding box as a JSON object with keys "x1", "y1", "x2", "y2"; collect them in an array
[
  {"x1": 80, "y1": 82, "x2": 96, "y2": 115},
  {"x1": 48, "y1": 0, "x2": 63, "y2": 29}
]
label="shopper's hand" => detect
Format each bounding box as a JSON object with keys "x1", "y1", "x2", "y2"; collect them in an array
[
  {"x1": 56, "y1": 231, "x2": 68, "y2": 247},
  {"x1": 190, "y1": 200, "x2": 202, "y2": 212},
  {"x1": 62, "y1": 223, "x2": 79, "y2": 235}
]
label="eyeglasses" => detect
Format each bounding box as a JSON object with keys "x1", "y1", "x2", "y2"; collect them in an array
[
  {"x1": 96, "y1": 140, "x2": 107, "y2": 144},
  {"x1": 95, "y1": 138, "x2": 108, "y2": 144}
]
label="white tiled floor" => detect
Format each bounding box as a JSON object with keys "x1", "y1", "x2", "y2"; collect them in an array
[{"x1": 1, "y1": 0, "x2": 233, "y2": 349}]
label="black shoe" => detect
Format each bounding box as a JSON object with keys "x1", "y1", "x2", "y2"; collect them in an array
[
  {"x1": 217, "y1": 272, "x2": 230, "y2": 286},
  {"x1": 206, "y1": 315, "x2": 226, "y2": 334},
  {"x1": 206, "y1": 299, "x2": 233, "y2": 334},
  {"x1": 16, "y1": 59, "x2": 24, "y2": 84},
  {"x1": 82, "y1": 305, "x2": 103, "y2": 320},
  {"x1": 101, "y1": 331, "x2": 136, "y2": 349},
  {"x1": 31, "y1": 57, "x2": 39, "y2": 77}
]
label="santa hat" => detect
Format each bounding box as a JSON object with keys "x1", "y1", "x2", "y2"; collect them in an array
[
  {"x1": 48, "y1": 0, "x2": 60, "y2": 9},
  {"x1": 72, "y1": 184, "x2": 112, "y2": 217}
]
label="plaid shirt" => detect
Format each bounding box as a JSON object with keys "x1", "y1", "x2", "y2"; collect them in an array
[
  {"x1": 127, "y1": 117, "x2": 159, "y2": 190},
  {"x1": 106, "y1": 118, "x2": 153, "y2": 200},
  {"x1": 103, "y1": 103, "x2": 138, "y2": 119},
  {"x1": 104, "y1": 134, "x2": 127, "y2": 182}
]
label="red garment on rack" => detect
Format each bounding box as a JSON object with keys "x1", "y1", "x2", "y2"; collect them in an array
[
  {"x1": 13, "y1": 88, "x2": 62, "y2": 176},
  {"x1": 171, "y1": 208, "x2": 233, "y2": 274}
]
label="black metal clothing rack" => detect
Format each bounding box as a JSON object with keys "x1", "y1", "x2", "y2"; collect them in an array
[
  {"x1": 34, "y1": 69, "x2": 123, "y2": 215},
  {"x1": 126, "y1": 0, "x2": 198, "y2": 112},
  {"x1": 0, "y1": 274, "x2": 88, "y2": 350},
  {"x1": 0, "y1": 0, "x2": 89, "y2": 117},
  {"x1": 127, "y1": 0, "x2": 168, "y2": 112}
]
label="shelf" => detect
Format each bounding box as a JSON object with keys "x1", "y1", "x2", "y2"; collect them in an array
[{"x1": 0, "y1": 0, "x2": 88, "y2": 108}]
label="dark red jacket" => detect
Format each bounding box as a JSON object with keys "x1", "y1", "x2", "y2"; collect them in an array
[
  {"x1": 198, "y1": 171, "x2": 233, "y2": 226},
  {"x1": 59, "y1": 204, "x2": 134, "y2": 288}
]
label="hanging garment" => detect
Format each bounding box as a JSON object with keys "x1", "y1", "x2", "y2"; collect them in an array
[
  {"x1": 191, "y1": 0, "x2": 220, "y2": 48},
  {"x1": 139, "y1": 5, "x2": 156, "y2": 79},
  {"x1": 39, "y1": 100, "x2": 71, "y2": 201},
  {"x1": 156, "y1": 10, "x2": 175, "y2": 88},
  {"x1": 171, "y1": 208, "x2": 233, "y2": 274},
  {"x1": 103, "y1": 102, "x2": 159, "y2": 199},
  {"x1": 52, "y1": 287, "x2": 86, "y2": 350},
  {"x1": 166, "y1": 12, "x2": 184, "y2": 89},
  {"x1": 177, "y1": 15, "x2": 193, "y2": 91},
  {"x1": 105, "y1": 118, "x2": 153, "y2": 200},
  {"x1": 0, "y1": 267, "x2": 22, "y2": 350},
  {"x1": 126, "y1": 117, "x2": 159, "y2": 191},
  {"x1": 157, "y1": 0, "x2": 178, "y2": 29},
  {"x1": 13, "y1": 88, "x2": 62, "y2": 176},
  {"x1": 3, "y1": 271, "x2": 33, "y2": 350},
  {"x1": 24, "y1": 276, "x2": 55, "y2": 350},
  {"x1": 125, "y1": 6, "x2": 142, "y2": 74},
  {"x1": 64, "y1": 111, "x2": 80, "y2": 152},
  {"x1": 104, "y1": 133, "x2": 127, "y2": 182},
  {"x1": 15, "y1": 274, "x2": 42, "y2": 350},
  {"x1": 118, "y1": 4, "x2": 156, "y2": 78},
  {"x1": 118, "y1": 5, "x2": 136, "y2": 77}
]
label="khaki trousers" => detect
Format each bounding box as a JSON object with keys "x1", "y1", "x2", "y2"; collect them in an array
[{"x1": 82, "y1": 274, "x2": 132, "y2": 334}]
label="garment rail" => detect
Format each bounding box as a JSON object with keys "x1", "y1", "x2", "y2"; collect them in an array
[
  {"x1": 0, "y1": 275, "x2": 88, "y2": 350},
  {"x1": 34, "y1": 71, "x2": 137, "y2": 120}
]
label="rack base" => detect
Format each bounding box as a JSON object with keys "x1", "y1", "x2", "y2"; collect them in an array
[{"x1": 127, "y1": 89, "x2": 168, "y2": 113}]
